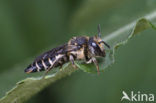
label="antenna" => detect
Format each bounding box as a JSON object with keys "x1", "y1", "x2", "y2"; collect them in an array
[
  {"x1": 98, "y1": 24, "x2": 101, "y2": 38},
  {"x1": 99, "y1": 41, "x2": 110, "y2": 49}
]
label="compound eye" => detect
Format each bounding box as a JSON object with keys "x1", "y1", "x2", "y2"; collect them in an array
[{"x1": 91, "y1": 42, "x2": 97, "y2": 47}]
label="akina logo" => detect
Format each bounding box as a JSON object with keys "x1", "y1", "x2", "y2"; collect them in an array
[{"x1": 121, "y1": 91, "x2": 155, "y2": 102}]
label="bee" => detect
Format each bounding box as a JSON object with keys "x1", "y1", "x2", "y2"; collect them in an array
[{"x1": 24, "y1": 24, "x2": 110, "y2": 75}]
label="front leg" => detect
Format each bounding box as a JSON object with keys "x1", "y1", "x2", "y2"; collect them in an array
[
  {"x1": 86, "y1": 57, "x2": 100, "y2": 75},
  {"x1": 92, "y1": 57, "x2": 100, "y2": 75}
]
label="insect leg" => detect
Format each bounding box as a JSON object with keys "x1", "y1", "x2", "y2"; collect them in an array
[
  {"x1": 86, "y1": 58, "x2": 93, "y2": 64},
  {"x1": 69, "y1": 55, "x2": 77, "y2": 69},
  {"x1": 42, "y1": 64, "x2": 55, "y2": 78},
  {"x1": 42, "y1": 59, "x2": 59, "y2": 78},
  {"x1": 92, "y1": 57, "x2": 100, "y2": 75}
]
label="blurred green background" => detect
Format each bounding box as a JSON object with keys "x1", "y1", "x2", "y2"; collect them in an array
[{"x1": 0, "y1": 0, "x2": 156, "y2": 103}]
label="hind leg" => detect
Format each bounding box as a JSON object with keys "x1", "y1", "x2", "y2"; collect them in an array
[{"x1": 42, "y1": 61, "x2": 57, "y2": 78}]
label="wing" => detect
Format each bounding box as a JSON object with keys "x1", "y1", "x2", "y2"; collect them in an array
[
  {"x1": 67, "y1": 45, "x2": 81, "y2": 52},
  {"x1": 68, "y1": 36, "x2": 88, "y2": 46},
  {"x1": 34, "y1": 43, "x2": 68, "y2": 62},
  {"x1": 33, "y1": 43, "x2": 82, "y2": 63}
]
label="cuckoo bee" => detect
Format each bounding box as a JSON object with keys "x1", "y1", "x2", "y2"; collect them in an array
[{"x1": 24, "y1": 24, "x2": 110, "y2": 75}]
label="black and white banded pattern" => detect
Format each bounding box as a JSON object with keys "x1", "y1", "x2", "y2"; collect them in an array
[{"x1": 24, "y1": 54, "x2": 67, "y2": 73}]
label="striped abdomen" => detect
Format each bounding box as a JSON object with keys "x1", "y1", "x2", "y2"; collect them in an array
[{"x1": 25, "y1": 54, "x2": 69, "y2": 73}]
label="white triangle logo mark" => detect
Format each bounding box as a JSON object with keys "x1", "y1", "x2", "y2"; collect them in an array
[{"x1": 121, "y1": 91, "x2": 131, "y2": 101}]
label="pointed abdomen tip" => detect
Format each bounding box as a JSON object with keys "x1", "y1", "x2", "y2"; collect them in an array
[{"x1": 24, "y1": 65, "x2": 37, "y2": 73}]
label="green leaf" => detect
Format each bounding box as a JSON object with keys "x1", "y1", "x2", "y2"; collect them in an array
[
  {"x1": 0, "y1": 12, "x2": 156, "y2": 103},
  {"x1": 0, "y1": 64, "x2": 76, "y2": 103}
]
